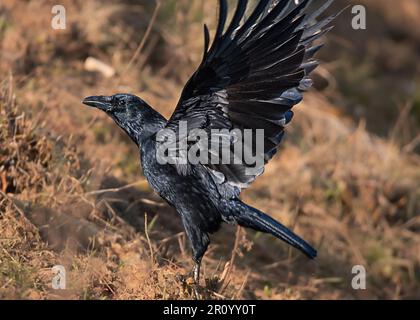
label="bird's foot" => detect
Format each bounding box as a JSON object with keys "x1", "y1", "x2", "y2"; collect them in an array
[
  {"x1": 191, "y1": 281, "x2": 201, "y2": 300},
  {"x1": 176, "y1": 269, "x2": 201, "y2": 299}
]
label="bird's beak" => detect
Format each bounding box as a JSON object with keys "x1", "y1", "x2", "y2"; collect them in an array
[{"x1": 82, "y1": 95, "x2": 113, "y2": 112}]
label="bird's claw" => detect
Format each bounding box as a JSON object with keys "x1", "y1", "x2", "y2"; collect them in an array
[
  {"x1": 176, "y1": 265, "x2": 202, "y2": 299},
  {"x1": 176, "y1": 275, "x2": 201, "y2": 299},
  {"x1": 192, "y1": 285, "x2": 201, "y2": 300}
]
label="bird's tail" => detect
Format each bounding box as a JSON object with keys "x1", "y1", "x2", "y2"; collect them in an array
[{"x1": 232, "y1": 201, "x2": 317, "y2": 259}]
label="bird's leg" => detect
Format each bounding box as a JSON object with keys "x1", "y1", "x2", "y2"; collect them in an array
[
  {"x1": 176, "y1": 260, "x2": 202, "y2": 299},
  {"x1": 191, "y1": 260, "x2": 201, "y2": 299},
  {"x1": 193, "y1": 261, "x2": 200, "y2": 285}
]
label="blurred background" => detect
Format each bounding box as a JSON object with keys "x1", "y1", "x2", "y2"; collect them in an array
[{"x1": 0, "y1": 0, "x2": 419, "y2": 299}]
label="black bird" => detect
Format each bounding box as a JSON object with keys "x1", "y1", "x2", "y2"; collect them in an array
[{"x1": 83, "y1": 0, "x2": 337, "y2": 295}]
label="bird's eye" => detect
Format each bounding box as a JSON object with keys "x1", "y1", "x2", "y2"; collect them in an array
[{"x1": 111, "y1": 97, "x2": 126, "y2": 110}]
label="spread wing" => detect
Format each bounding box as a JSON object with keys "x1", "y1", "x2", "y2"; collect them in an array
[{"x1": 159, "y1": 0, "x2": 337, "y2": 197}]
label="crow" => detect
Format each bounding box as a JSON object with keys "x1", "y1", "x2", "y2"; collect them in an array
[{"x1": 83, "y1": 0, "x2": 337, "y2": 297}]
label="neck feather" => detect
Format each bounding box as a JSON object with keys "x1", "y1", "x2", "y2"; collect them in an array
[{"x1": 115, "y1": 106, "x2": 167, "y2": 146}]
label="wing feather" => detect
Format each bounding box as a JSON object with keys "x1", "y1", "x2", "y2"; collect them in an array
[{"x1": 161, "y1": 0, "x2": 338, "y2": 196}]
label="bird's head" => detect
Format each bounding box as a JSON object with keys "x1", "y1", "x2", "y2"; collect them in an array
[
  {"x1": 82, "y1": 93, "x2": 164, "y2": 145},
  {"x1": 82, "y1": 93, "x2": 145, "y2": 118}
]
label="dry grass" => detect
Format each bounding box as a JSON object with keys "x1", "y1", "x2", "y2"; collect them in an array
[{"x1": 0, "y1": 0, "x2": 419, "y2": 300}]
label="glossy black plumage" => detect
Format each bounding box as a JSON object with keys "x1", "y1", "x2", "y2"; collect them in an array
[{"x1": 83, "y1": 0, "x2": 337, "y2": 290}]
